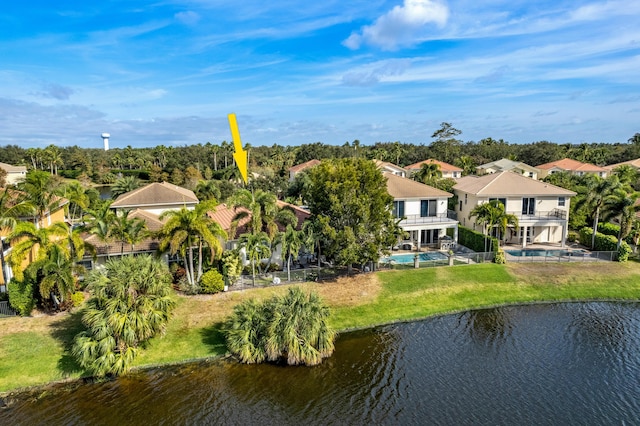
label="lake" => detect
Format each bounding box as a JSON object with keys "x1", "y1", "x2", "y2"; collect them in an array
[{"x1": 2, "y1": 302, "x2": 639, "y2": 425}]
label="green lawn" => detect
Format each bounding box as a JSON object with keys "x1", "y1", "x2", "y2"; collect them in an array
[{"x1": 2, "y1": 262, "x2": 640, "y2": 393}]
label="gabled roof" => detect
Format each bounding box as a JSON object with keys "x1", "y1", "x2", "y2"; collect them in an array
[
  {"x1": 289, "y1": 159, "x2": 321, "y2": 173},
  {"x1": 373, "y1": 160, "x2": 407, "y2": 173},
  {"x1": 405, "y1": 159, "x2": 462, "y2": 172},
  {"x1": 536, "y1": 158, "x2": 607, "y2": 173},
  {"x1": 384, "y1": 172, "x2": 452, "y2": 199},
  {"x1": 0, "y1": 162, "x2": 27, "y2": 173},
  {"x1": 477, "y1": 158, "x2": 539, "y2": 173},
  {"x1": 111, "y1": 182, "x2": 198, "y2": 209},
  {"x1": 605, "y1": 158, "x2": 640, "y2": 170},
  {"x1": 454, "y1": 171, "x2": 576, "y2": 196}
]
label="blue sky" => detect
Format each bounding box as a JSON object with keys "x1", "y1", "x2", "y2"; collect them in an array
[{"x1": 1, "y1": 0, "x2": 639, "y2": 149}]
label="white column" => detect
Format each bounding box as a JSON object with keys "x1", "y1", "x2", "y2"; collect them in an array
[
  {"x1": 417, "y1": 229, "x2": 422, "y2": 251},
  {"x1": 522, "y1": 226, "x2": 528, "y2": 248}
]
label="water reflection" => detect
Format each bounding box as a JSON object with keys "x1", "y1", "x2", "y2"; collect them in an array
[{"x1": 2, "y1": 302, "x2": 640, "y2": 425}]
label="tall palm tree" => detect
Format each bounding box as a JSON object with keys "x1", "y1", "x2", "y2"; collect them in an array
[
  {"x1": 60, "y1": 181, "x2": 90, "y2": 224},
  {"x1": 158, "y1": 200, "x2": 227, "y2": 289},
  {"x1": 110, "y1": 210, "x2": 148, "y2": 255},
  {"x1": 469, "y1": 200, "x2": 517, "y2": 251},
  {"x1": 238, "y1": 231, "x2": 271, "y2": 286},
  {"x1": 575, "y1": 175, "x2": 622, "y2": 249},
  {"x1": 281, "y1": 224, "x2": 303, "y2": 281},
  {"x1": 82, "y1": 201, "x2": 116, "y2": 246},
  {"x1": 18, "y1": 170, "x2": 60, "y2": 226},
  {"x1": 603, "y1": 188, "x2": 640, "y2": 248}
]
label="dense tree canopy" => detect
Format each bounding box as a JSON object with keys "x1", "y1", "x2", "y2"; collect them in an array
[{"x1": 304, "y1": 158, "x2": 402, "y2": 267}]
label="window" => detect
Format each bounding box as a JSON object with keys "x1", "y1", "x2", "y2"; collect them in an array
[
  {"x1": 558, "y1": 197, "x2": 565, "y2": 207},
  {"x1": 528, "y1": 172, "x2": 534, "y2": 178},
  {"x1": 465, "y1": 194, "x2": 468, "y2": 205},
  {"x1": 393, "y1": 200, "x2": 405, "y2": 218},
  {"x1": 420, "y1": 200, "x2": 437, "y2": 217},
  {"x1": 459, "y1": 200, "x2": 463, "y2": 211},
  {"x1": 489, "y1": 197, "x2": 507, "y2": 208},
  {"x1": 522, "y1": 197, "x2": 535, "y2": 215}
]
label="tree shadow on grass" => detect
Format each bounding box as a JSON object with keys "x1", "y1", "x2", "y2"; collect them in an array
[
  {"x1": 199, "y1": 322, "x2": 227, "y2": 356},
  {"x1": 48, "y1": 309, "x2": 88, "y2": 376}
]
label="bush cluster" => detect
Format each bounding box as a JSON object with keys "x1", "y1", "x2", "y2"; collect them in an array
[
  {"x1": 456, "y1": 226, "x2": 499, "y2": 253},
  {"x1": 579, "y1": 227, "x2": 631, "y2": 262},
  {"x1": 199, "y1": 269, "x2": 225, "y2": 294}
]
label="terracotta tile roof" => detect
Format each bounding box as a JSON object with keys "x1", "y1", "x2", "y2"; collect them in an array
[
  {"x1": 111, "y1": 182, "x2": 198, "y2": 209},
  {"x1": 405, "y1": 159, "x2": 462, "y2": 172},
  {"x1": 536, "y1": 158, "x2": 607, "y2": 172},
  {"x1": 605, "y1": 158, "x2": 640, "y2": 170},
  {"x1": 208, "y1": 201, "x2": 311, "y2": 239},
  {"x1": 289, "y1": 159, "x2": 321, "y2": 173},
  {"x1": 384, "y1": 172, "x2": 452, "y2": 198},
  {"x1": 454, "y1": 171, "x2": 576, "y2": 196}
]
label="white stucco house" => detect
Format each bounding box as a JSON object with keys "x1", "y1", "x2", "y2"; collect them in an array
[
  {"x1": 385, "y1": 172, "x2": 458, "y2": 249},
  {"x1": 453, "y1": 171, "x2": 576, "y2": 247}
]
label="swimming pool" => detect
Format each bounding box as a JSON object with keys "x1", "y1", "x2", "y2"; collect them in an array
[
  {"x1": 383, "y1": 252, "x2": 449, "y2": 263},
  {"x1": 506, "y1": 249, "x2": 588, "y2": 257}
]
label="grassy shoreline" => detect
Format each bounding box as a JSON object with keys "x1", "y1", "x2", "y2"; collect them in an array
[{"x1": 2, "y1": 262, "x2": 640, "y2": 394}]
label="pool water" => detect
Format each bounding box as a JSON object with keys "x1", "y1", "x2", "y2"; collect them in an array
[
  {"x1": 506, "y1": 249, "x2": 587, "y2": 257},
  {"x1": 384, "y1": 252, "x2": 449, "y2": 263}
]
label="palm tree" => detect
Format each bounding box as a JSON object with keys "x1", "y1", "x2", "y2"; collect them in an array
[
  {"x1": 574, "y1": 175, "x2": 622, "y2": 249},
  {"x1": 158, "y1": 200, "x2": 227, "y2": 290},
  {"x1": 82, "y1": 201, "x2": 116, "y2": 246},
  {"x1": 18, "y1": 170, "x2": 60, "y2": 225},
  {"x1": 413, "y1": 162, "x2": 442, "y2": 185},
  {"x1": 61, "y1": 181, "x2": 90, "y2": 224},
  {"x1": 8, "y1": 221, "x2": 70, "y2": 281},
  {"x1": 281, "y1": 224, "x2": 303, "y2": 281},
  {"x1": 455, "y1": 156, "x2": 476, "y2": 176},
  {"x1": 72, "y1": 255, "x2": 176, "y2": 377},
  {"x1": 195, "y1": 180, "x2": 221, "y2": 202},
  {"x1": 469, "y1": 200, "x2": 518, "y2": 251},
  {"x1": 603, "y1": 188, "x2": 640, "y2": 248},
  {"x1": 0, "y1": 188, "x2": 35, "y2": 283},
  {"x1": 238, "y1": 231, "x2": 271, "y2": 286},
  {"x1": 110, "y1": 210, "x2": 148, "y2": 255},
  {"x1": 37, "y1": 243, "x2": 79, "y2": 304},
  {"x1": 111, "y1": 176, "x2": 141, "y2": 199},
  {"x1": 224, "y1": 287, "x2": 335, "y2": 366}
]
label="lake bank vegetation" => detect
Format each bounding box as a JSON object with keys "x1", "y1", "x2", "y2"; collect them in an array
[{"x1": 2, "y1": 262, "x2": 640, "y2": 394}]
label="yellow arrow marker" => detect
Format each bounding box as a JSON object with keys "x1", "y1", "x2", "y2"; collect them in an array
[{"x1": 228, "y1": 113, "x2": 248, "y2": 184}]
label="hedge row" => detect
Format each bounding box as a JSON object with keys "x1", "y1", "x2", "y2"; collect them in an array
[
  {"x1": 455, "y1": 226, "x2": 499, "y2": 253},
  {"x1": 579, "y1": 227, "x2": 631, "y2": 262},
  {"x1": 597, "y1": 222, "x2": 633, "y2": 244}
]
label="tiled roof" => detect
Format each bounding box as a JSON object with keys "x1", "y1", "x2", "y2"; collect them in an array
[
  {"x1": 289, "y1": 159, "x2": 321, "y2": 173},
  {"x1": 536, "y1": 158, "x2": 607, "y2": 172},
  {"x1": 405, "y1": 159, "x2": 462, "y2": 172},
  {"x1": 454, "y1": 171, "x2": 576, "y2": 196},
  {"x1": 111, "y1": 182, "x2": 198, "y2": 208},
  {"x1": 604, "y1": 158, "x2": 640, "y2": 170},
  {"x1": 0, "y1": 162, "x2": 27, "y2": 173},
  {"x1": 478, "y1": 158, "x2": 539, "y2": 173},
  {"x1": 384, "y1": 172, "x2": 452, "y2": 198},
  {"x1": 373, "y1": 160, "x2": 407, "y2": 173}
]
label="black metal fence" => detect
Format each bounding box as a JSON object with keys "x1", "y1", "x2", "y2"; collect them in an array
[
  {"x1": 504, "y1": 250, "x2": 616, "y2": 263},
  {"x1": 0, "y1": 301, "x2": 17, "y2": 317}
]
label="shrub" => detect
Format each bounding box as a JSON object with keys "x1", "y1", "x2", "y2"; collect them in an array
[
  {"x1": 494, "y1": 249, "x2": 506, "y2": 264},
  {"x1": 70, "y1": 291, "x2": 84, "y2": 307},
  {"x1": 199, "y1": 269, "x2": 225, "y2": 294},
  {"x1": 8, "y1": 279, "x2": 35, "y2": 316},
  {"x1": 224, "y1": 287, "x2": 335, "y2": 366},
  {"x1": 579, "y1": 227, "x2": 631, "y2": 262},
  {"x1": 457, "y1": 226, "x2": 499, "y2": 253},
  {"x1": 567, "y1": 231, "x2": 578, "y2": 243}
]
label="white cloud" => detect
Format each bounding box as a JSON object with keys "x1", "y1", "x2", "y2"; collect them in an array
[
  {"x1": 342, "y1": 59, "x2": 412, "y2": 86},
  {"x1": 175, "y1": 11, "x2": 201, "y2": 26},
  {"x1": 343, "y1": 0, "x2": 449, "y2": 50}
]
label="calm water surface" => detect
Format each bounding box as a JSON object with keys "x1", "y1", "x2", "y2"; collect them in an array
[{"x1": 2, "y1": 302, "x2": 640, "y2": 425}]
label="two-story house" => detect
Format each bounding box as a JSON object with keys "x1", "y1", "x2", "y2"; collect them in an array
[
  {"x1": 385, "y1": 172, "x2": 458, "y2": 249},
  {"x1": 476, "y1": 158, "x2": 540, "y2": 180},
  {"x1": 453, "y1": 171, "x2": 576, "y2": 248}
]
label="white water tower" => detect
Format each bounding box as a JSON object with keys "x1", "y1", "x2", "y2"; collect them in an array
[{"x1": 101, "y1": 133, "x2": 110, "y2": 151}]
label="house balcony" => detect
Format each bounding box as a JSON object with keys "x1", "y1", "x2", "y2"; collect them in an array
[
  {"x1": 398, "y1": 211, "x2": 459, "y2": 226},
  {"x1": 509, "y1": 208, "x2": 568, "y2": 222}
]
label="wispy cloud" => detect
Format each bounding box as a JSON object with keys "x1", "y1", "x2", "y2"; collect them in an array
[{"x1": 343, "y1": 0, "x2": 449, "y2": 50}]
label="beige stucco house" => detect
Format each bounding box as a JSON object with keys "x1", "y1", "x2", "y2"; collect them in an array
[
  {"x1": 0, "y1": 162, "x2": 27, "y2": 186},
  {"x1": 385, "y1": 172, "x2": 458, "y2": 249},
  {"x1": 373, "y1": 160, "x2": 408, "y2": 177},
  {"x1": 453, "y1": 171, "x2": 576, "y2": 247},
  {"x1": 476, "y1": 158, "x2": 541, "y2": 180}
]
